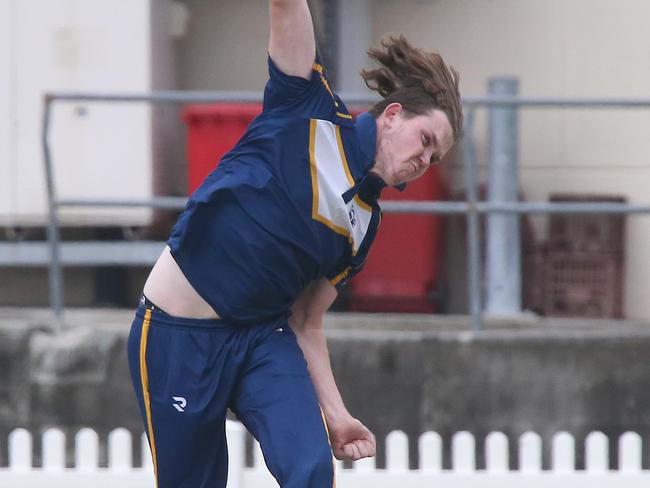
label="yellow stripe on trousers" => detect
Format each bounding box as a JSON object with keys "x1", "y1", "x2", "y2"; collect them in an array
[
  {"x1": 320, "y1": 407, "x2": 337, "y2": 488},
  {"x1": 140, "y1": 309, "x2": 159, "y2": 486}
]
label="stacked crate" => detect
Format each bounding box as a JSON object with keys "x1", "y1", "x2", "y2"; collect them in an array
[
  {"x1": 542, "y1": 194, "x2": 625, "y2": 318},
  {"x1": 522, "y1": 242, "x2": 547, "y2": 315}
]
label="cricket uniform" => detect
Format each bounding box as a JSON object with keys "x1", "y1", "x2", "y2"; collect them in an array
[{"x1": 128, "y1": 55, "x2": 385, "y2": 487}]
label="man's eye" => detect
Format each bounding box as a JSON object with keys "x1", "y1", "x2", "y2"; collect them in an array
[{"x1": 422, "y1": 133, "x2": 430, "y2": 145}]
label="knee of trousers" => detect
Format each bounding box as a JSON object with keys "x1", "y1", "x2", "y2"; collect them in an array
[{"x1": 284, "y1": 445, "x2": 334, "y2": 487}]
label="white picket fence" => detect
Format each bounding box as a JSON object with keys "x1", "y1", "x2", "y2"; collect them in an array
[{"x1": 1, "y1": 421, "x2": 649, "y2": 487}]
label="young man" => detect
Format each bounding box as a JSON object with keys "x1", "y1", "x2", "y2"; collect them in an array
[{"x1": 127, "y1": 1, "x2": 462, "y2": 487}]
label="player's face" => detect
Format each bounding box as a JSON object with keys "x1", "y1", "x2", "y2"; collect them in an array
[{"x1": 374, "y1": 105, "x2": 454, "y2": 186}]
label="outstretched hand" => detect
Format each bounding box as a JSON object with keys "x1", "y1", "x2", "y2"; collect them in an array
[{"x1": 328, "y1": 416, "x2": 376, "y2": 461}]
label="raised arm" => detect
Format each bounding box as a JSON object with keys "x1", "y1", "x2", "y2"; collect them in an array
[
  {"x1": 290, "y1": 279, "x2": 376, "y2": 461},
  {"x1": 268, "y1": 0, "x2": 316, "y2": 80}
]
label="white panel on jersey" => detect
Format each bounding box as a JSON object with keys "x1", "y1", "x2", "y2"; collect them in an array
[{"x1": 310, "y1": 119, "x2": 373, "y2": 255}]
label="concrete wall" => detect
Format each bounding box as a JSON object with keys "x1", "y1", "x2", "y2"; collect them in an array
[{"x1": 2, "y1": 309, "x2": 650, "y2": 468}]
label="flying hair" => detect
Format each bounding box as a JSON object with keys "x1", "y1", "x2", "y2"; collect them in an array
[{"x1": 361, "y1": 35, "x2": 463, "y2": 142}]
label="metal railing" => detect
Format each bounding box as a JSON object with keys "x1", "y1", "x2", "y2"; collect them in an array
[{"x1": 33, "y1": 90, "x2": 650, "y2": 332}]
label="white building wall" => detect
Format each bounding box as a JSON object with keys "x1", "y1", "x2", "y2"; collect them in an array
[
  {"x1": 1, "y1": 0, "x2": 160, "y2": 226},
  {"x1": 0, "y1": 0, "x2": 15, "y2": 222}
]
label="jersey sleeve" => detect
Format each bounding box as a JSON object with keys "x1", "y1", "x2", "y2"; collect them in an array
[
  {"x1": 327, "y1": 261, "x2": 365, "y2": 291},
  {"x1": 263, "y1": 53, "x2": 350, "y2": 119}
]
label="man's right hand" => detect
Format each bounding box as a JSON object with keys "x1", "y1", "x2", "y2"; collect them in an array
[{"x1": 327, "y1": 415, "x2": 377, "y2": 461}]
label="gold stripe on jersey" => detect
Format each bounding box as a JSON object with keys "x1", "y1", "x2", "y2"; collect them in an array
[
  {"x1": 312, "y1": 63, "x2": 339, "y2": 107},
  {"x1": 329, "y1": 266, "x2": 351, "y2": 286},
  {"x1": 334, "y1": 126, "x2": 373, "y2": 214}
]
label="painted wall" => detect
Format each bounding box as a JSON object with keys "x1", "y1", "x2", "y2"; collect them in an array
[
  {"x1": 3, "y1": 0, "x2": 648, "y2": 318},
  {"x1": 176, "y1": 0, "x2": 269, "y2": 91},
  {"x1": 0, "y1": 0, "x2": 159, "y2": 226},
  {"x1": 369, "y1": 0, "x2": 650, "y2": 319}
]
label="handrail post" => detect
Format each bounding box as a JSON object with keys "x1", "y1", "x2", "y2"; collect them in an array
[
  {"x1": 462, "y1": 109, "x2": 483, "y2": 331},
  {"x1": 485, "y1": 77, "x2": 522, "y2": 316},
  {"x1": 42, "y1": 95, "x2": 64, "y2": 330}
]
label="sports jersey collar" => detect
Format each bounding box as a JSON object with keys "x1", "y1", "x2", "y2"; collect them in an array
[
  {"x1": 355, "y1": 112, "x2": 377, "y2": 172},
  {"x1": 354, "y1": 111, "x2": 407, "y2": 193},
  {"x1": 342, "y1": 172, "x2": 386, "y2": 204}
]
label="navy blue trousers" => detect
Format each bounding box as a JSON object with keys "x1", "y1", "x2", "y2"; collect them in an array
[{"x1": 127, "y1": 303, "x2": 335, "y2": 487}]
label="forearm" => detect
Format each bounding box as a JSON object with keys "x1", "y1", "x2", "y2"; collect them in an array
[
  {"x1": 290, "y1": 279, "x2": 376, "y2": 460},
  {"x1": 292, "y1": 321, "x2": 349, "y2": 423}
]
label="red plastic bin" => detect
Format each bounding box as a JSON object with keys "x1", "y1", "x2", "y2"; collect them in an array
[
  {"x1": 349, "y1": 167, "x2": 447, "y2": 313},
  {"x1": 182, "y1": 103, "x2": 262, "y2": 193}
]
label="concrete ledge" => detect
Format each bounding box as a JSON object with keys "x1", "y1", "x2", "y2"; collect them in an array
[{"x1": 2, "y1": 308, "x2": 650, "y2": 468}]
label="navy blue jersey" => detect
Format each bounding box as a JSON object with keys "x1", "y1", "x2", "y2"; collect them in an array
[{"x1": 168, "y1": 56, "x2": 385, "y2": 325}]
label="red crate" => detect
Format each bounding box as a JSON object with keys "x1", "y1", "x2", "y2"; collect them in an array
[
  {"x1": 543, "y1": 251, "x2": 623, "y2": 318},
  {"x1": 522, "y1": 243, "x2": 546, "y2": 315},
  {"x1": 548, "y1": 193, "x2": 626, "y2": 254}
]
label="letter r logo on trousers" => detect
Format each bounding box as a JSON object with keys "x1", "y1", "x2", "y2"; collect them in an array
[{"x1": 172, "y1": 396, "x2": 187, "y2": 412}]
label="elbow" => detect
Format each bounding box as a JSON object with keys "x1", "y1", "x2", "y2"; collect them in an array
[
  {"x1": 269, "y1": 0, "x2": 293, "y2": 11},
  {"x1": 289, "y1": 308, "x2": 308, "y2": 331},
  {"x1": 290, "y1": 311, "x2": 324, "y2": 333}
]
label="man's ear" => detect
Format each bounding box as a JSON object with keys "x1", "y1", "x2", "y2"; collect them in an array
[{"x1": 383, "y1": 103, "x2": 403, "y2": 125}]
